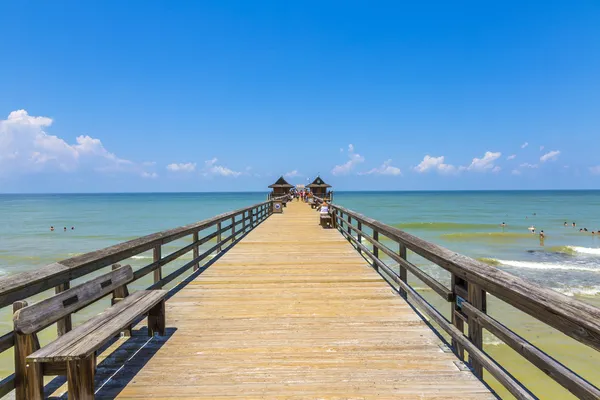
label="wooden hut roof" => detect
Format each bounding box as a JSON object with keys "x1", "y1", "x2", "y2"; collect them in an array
[
  {"x1": 306, "y1": 176, "x2": 331, "y2": 188},
  {"x1": 268, "y1": 176, "x2": 294, "y2": 188}
]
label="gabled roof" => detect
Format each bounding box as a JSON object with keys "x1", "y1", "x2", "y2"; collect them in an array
[
  {"x1": 306, "y1": 176, "x2": 331, "y2": 188},
  {"x1": 268, "y1": 176, "x2": 294, "y2": 188}
]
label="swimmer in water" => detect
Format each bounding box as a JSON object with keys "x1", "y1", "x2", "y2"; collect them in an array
[
  {"x1": 528, "y1": 225, "x2": 535, "y2": 234},
  {"x1": 564, "y1": 221, "x2": 567, "y2": 227},
  {"x1": 71, "y1": 227, "x2": 74, "y2": 230},
  {"x1": 573, "y1": 222, "x2": 576, "y2": 227},
  {"x1": 540, "y1": 230, "x2": 545, "y2": 238},
  {"x1": 50, "y1": 226, "x2": 54, "y2": 232},
  {"x1": 63, "y1": 227, "x2": 67, "y2": 232}
]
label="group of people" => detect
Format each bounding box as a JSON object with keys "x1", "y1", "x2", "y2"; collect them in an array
[
  {"x1": 292, "y1": 189, "x2": 313, "y2": 202},
  {"x1": 563, "y1": 221, "x2": 598, "y2": 234},
  {"x1": 50, "y1": 226, "x2": 74, "y2": 232}
]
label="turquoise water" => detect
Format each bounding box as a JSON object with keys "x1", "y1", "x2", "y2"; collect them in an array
[
  {"x1": 1, "y1": 190, "x2": 599, "y2": 297},
  {"x1": 1, "y1": 191, "x2": 599, "y2": 398}
]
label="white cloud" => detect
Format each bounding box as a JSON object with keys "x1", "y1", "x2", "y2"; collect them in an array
[
  {"x1": 284, "y1": 170, "x2": 302, "y2": 178},
  {"x1": 464, "y1": 151, "x2": 501, "y2": 172},
  {"x1": 0, "y1": 109, "x2": 140, "y2": 176},
  {"x1": 360, "y1": 159, "x2": 401, "y2": 176},
  {"x1": 521, "y1": 142, "x2": 529, "y2": 149},
  {"x1": 141, "y1": 171, "x2": 158, "y2": 179},
  {"x1": 202, "y1": 158, "x2": 242, "y2": 177},
  {"x1": 590, "y1": 166, "x2": 600, "y2": 175},
  {"x1": 166, "y1": 162, "x2": 196, "y2": 172},
  {"x1": 540, "y1": 150, "x2": 560, "y2": 162},
  {"x1": 492, "y1": 166, "x2": 501, "y2": 173},
  {"x1": 511, "y1": 169, "x2": 521, "y2": 175},
  {"x1": 507, "y1": 154, "x2": 516, "y2": 160},
  {"x1": 413, "y1": 155, "x2": 456, "y2": 174},
  {"x1": 519, "y1": 163, "x2": 538, "y2": 169},
  {"x1": 331, "y1": 144, "x2": 365, "y2": 175},
  {"x1": 142, "y1": 161, "x2": 156, "y2": 167},
  {"x1": 539, "y1": 145, "x2": 545, "y2": 151}
]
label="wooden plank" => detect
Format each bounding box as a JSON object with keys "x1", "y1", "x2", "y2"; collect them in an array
[
  {"x1": 462, "y1": 302, "x2": 600, "y2": 400},
  {"x1": 331, "y1": 204, "x2": 600, "y2": 352},
  {"x1": 0, "y1": 331, "x2": 14, "y2": 354},
  {"x1": 14, "y1": 266, "x2": 133, "y2": 335},
  {"x1": 108, "y1": 201, "x2": 492, "y2": 399},
  {"x1": 27, "y1": 290, "x2": 167, "y2": 362}
]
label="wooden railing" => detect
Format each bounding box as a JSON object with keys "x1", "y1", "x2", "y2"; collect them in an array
[
  {"x1": 0, "y1": 199, "x2": 278, "y2": 398},
  {"x1": 318, "y1": 198, "x2": 600, "y2": 400}
]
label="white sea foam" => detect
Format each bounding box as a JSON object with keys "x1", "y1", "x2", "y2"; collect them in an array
[
  {"x1": 552, "y1": 286, "x2": 600, "y2": 297},
  {"x1": 131, "y1": 255, "x2": 152, "y2": 260},
  {"x1": 498, "y1": 260, "x2": 599, "y2": 272},
  {"x1": 567, "y1": 246, "x2": 600, "y2": 256}
]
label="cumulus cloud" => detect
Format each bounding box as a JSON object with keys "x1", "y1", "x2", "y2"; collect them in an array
[
  {"x1": 492, "y1": 166, "x2": 501, "y2": 173},
  {"x1": 0, "y1": 109, "x2": 151, "y2": 177},
  {"x1": 331, "y1": 144, "x2": 364, "y2": 175},
  {"x1": 540, "y1": 150, "x2": 560, "y2": 162},
  {"x1": 521, "y1": 142, "x2": 529, "y2": 149},
  {"x1": 413, "y1": 155, "x2": 456, "y2": 174},
  {"x1": 463, "y1": 151, "x2": 501, "y2": 172},
  {"x1": 166, "y1": 162, "x2": 196, "y2": 172},
  {"x1": 284, "y1": 170, "x2": 302, "y2": 178},
  {"x1": 359, "y1": 159, "x2": 401, "y2": 176},
  {"x1": 511, "y1": 169, "x2": 521, "y2": 175},
  {"x1": 519, "y1": 163, "x2": 538, "y2": 169},
  {"x1": 202, "y1": 158, "x2": 242, "y2": 177},
  {"x1": 507, "y1": 154, "x2": 516, "y2": 160}
]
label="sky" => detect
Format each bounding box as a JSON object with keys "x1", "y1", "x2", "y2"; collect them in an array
[{"x1": 1, "y1": 0, "x2": 600, "y2": 192}]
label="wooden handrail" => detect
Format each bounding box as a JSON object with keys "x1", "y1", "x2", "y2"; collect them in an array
[
  {"x1": 0, "y1": 200, "x2": 272, "y2": 309},
  {"x1": 327, "y1": 202, "x2": 600, "y2": 399},
  {"x1": 0, "y1": 199, "x2": 276, "y2": 399}
]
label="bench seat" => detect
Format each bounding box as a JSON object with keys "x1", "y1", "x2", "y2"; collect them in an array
[
  {"x1": 320, "y1": 213, "x2": 333, "y2": 227},
  {"x1": 27, "y1": 289, "x2": 167, "y2": 363}
]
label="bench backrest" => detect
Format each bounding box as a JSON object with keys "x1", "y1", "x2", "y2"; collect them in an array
[{"x1": 14, "y1": 265, "x2": 133, "y2": 335}]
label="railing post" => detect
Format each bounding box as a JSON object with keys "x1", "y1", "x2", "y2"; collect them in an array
[
  {"x1": 357, "y1": 221, "x2": 362, "y2": 256},
  {"x1": 153, "y1": 245, "x2": 162, "y2": 288},
  {"x1": 217, "y1": 222, "x2": 222, "y2": 253},
  {"x1": 243, "y1": 211, "x2": 247, "y2": 233},
  {"x1": 398, "y1": 243, "x2": 408, "y2": 299},
  {"x1": 346, "y1": 214, "x2": 351, "y2": 238},
  {"x1": 468, "y1": 282, "x2": 486, "y2": 378},
  {"x1": 193, "y1": 231, "x2": 199, "y2": 271},
  {"x1": 231, "y1": 216, "x2": 236, "y2": 242},
  {"x1": 55, "y1": 282, "x2": 72, "y2": 336},
  {"x1": 451, "y1": 274, "x2": 465, "y2": 361},
  {"x1": 372, "y1": 230, "x2": 379, "y2": 271}
]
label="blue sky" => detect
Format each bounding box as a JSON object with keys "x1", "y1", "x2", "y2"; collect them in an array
[{"x1": 1, "y1": 1, "x2": 600, "y2": 192}]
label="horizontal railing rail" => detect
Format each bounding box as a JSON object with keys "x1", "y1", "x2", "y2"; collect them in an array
[
  {"x1": 0, "y1": 199, "x2": 277, "y2": 399},
  {"x1": 316, "y1": 197, "x2": 600, "y2": 400}
]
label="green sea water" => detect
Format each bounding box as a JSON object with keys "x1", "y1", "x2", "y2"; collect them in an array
[{"x1": 1, "y1": 191, "x2": 599, "y2": 398}]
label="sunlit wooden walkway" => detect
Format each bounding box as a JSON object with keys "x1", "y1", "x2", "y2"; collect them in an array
[{"x1": 89, "y1": 201, "x2": 493, "y2": 399}]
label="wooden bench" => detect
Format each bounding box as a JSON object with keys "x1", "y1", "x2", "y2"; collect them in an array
[
  {"x1": 320, "y1": 212, "x2": 333, "y2": 228},
  {"x1": 13, "y1": 265, "x2": 168, "y2": 400}
]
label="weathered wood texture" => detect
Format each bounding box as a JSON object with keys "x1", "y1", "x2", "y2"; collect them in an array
[
  {"x1": 14, "y1": 266, "x2": 133, "y2": 335},
  {"x1": 107, "y1": 201, "x2": 491, "y2": 399},
  {"x1": 331, "y1": 204, "x2": 600, "y2": 352},
  {"x1": 27, "y1": 289, "x2": 167, "y2": 362}
]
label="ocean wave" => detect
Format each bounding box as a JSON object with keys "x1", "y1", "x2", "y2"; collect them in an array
[
  {"x1": 394, "y1": 222, "x2": 498, "y2": 231},
  {"x1": 476, "y1": 257, "x2": 501, "y2": 266},
  {"x1": 567, "y1": 246, "x2": 600, "y2": 256},
  {"x1": 552, "y1": 286, "x2": 600, "y2": 297},
  {"x1": 498, "y1": 259, "x2": 599, "y2": 272},
  {"x1": 131, "y1": 255, "x2": 152, "y2": 260},
  {"x1": 441, "y1": 232, "x2": 535, "y2": 242}
]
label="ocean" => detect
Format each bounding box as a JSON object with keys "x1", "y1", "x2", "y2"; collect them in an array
[{"x1": 1, "y1": 191, "x2": 599, "y2": 398}]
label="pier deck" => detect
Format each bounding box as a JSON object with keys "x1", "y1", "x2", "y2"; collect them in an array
[{"x1": 95, "y1": 201, "x2": 492, "y2": 399}]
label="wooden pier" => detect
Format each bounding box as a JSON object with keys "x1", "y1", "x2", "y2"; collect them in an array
[
  {"x1": 0, "y1": 195, "x2": 599, "y2": 399},
  {"x1": 101, "y1": 200, "x2": 491, "y2": 399}
]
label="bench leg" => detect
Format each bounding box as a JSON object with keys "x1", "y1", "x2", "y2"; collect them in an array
[
  {"x1": 148, "y1": 299, "x2": 166, "y2": 336},
  {"x1": 26, "y1": 361, "x2": 43, "y2": 400},
  {"x1": 67, "y1": 355, "x2": 95, "y2": 400}
]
